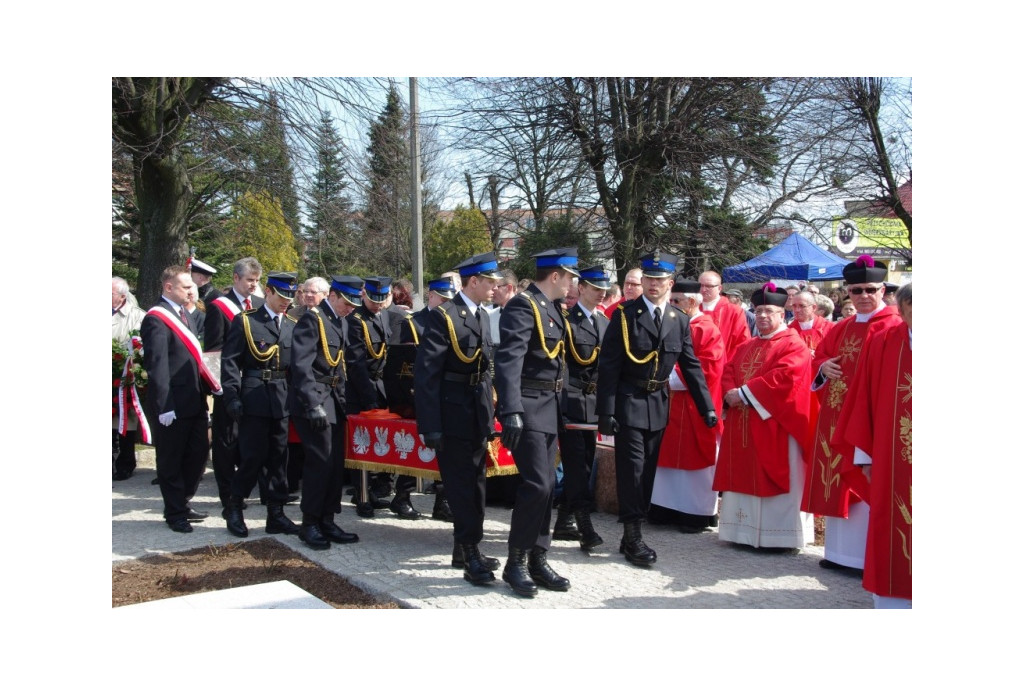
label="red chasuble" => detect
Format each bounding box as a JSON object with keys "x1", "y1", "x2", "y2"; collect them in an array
[
  {"x1": 841, "y1": 324, "x2": 912, "y2": 600},
  {"x1": 658, "y1": 315, "x2": 725, "y2": 471},
  {"x1": 789, "y1": 315, "x2": 833, "y2": 356},
  {"x1": 703, "y1": 299, "x2": 751, "y2": 363},
  {"x1": 712, "y1": 328, "x2": 811, "y2": 497},
  {"x1": 801, "y1": 307, "x2": 901, "y2": 517}
]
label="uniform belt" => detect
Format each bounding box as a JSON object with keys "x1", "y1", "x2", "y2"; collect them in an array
[
  {"x1": 443, "y1": 371, "x2": 484, "y2": 386},
  {"x1": 314, "y1": 374, "x2": 340, "y2": 387},
  {"x1": 243, "y1": 369, "x2": 288, "y2": 381},
  {"x1": 623, "y1": 376, "x2": 668, "y2": 392},
  {"x1": 567, "y1": 376, "x2": 597, "y2": 395},
  {"x1": 521, "y1": 377, "x2": 563, "y2": 392}
]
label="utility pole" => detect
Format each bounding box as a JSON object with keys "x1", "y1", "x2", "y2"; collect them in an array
[{"x1": 409, "y1": 77, "x2": 424, "y2": 309}]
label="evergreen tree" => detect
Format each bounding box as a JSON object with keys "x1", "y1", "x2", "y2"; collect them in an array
[
  {"x1": 305, "y1": 112, "x2": 353, "y2": 276},
  {"x1": 253, "y1": 95, "x2": 302, "y2": 242},
  {"x1": 362, "y1": 85, "x2": 412, "y2": 275},
  {"x1": 507, "y1": 214, "x2": 599, "y2": 280}
]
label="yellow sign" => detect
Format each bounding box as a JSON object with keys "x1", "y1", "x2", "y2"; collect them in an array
[{"x1": 832, "y1": 217, "x2": 910, "y2": 254}]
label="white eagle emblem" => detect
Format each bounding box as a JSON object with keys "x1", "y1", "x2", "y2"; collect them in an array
[
  {"x1": 373, "y1": 426, "x2": 390, "y2": 456},
  {"x1": 418, "y1": 446, "x2": 436, "y2": 463},
  {"x1": 393, "y1": 430, "x2": 415, "y2": 459},
  {"x1": 352, "y1": 426, "x2": 371, "y2": 454}
]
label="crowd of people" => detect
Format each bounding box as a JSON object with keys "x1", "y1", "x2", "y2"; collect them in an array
[{"x1": 112, "y1": 249, "x2": 911, "y2": 608}]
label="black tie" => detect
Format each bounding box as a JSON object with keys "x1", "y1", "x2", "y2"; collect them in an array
[
  {"x1": 274, "y1": 315, "x2": 280, "y2": 331},
  {"x1": 475, "y1": 308, "x2": 481, "y2": 327},
  {"x1": 653, "y1": 307, "x2": 662, "y2": 332}
]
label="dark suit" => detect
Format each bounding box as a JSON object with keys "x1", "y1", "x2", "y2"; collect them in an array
[
  {"x1": 414, "y1": 294, "x2": 495, "y2": 545},
  {"x1": 596, "y1": 297, "x2": 714, "y2": 523},
  {"x1": 221, "y1": 306, "x2": 295, "y2": 504},
  {"x1": 288, "y1": 300, "x2": 350, "y2": 520},
  {"x1": 204, "y1": 289, "x2": 265, "y2": 507},
  {"x1": 558, "y1": 304, "x2": 608, "y2": 512},
  {"x1": 141, "y1": 299, "x2": 211, "y2": 524},
  {"x1": 494, "y1": 284, "x2": 566, "y2": 551},
  {"x1": 188, "y1": 307, "x2": 206, "y2": 349}
]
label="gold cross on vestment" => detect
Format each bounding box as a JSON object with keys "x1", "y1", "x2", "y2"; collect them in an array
[
  {"x1": 837, "y1": 333, "x2": 863, "y2": 366},
  {"x1": 739, "y1": 348, "x2": 765, "y2": 383}
]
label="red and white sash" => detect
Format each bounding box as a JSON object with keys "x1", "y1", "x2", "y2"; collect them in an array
[
  {"x1": 210, "y1": 296, "x2": 242, "y2": 321},
  {"x1": 146, "y1": 306, "x2": 223, "y2": 394},
  {"x1": 117, "y1": 334, "x2": 152, "y2": 443}
]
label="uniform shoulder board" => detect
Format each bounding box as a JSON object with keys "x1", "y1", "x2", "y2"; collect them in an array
[
  {"x1": 310, "y1": 306, "x2": 320, "y2": 315},
  {"x1": 240, "y1": 309, "x2": 253, "y2": 317},
  {"x1": 595, "y1": 309, "x2": 609, "y2": 319},
  {"x1": 285, "y1": 313, "x2": 298, "y2": 322},
  {"x1": 352, "y1": 312, "x2": 364, "y2": 320},
  {"x1": 517, "y1": 290, "x2": 533, "y2": 301}
]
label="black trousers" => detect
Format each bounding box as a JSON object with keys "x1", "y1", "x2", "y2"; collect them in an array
[
  {"x1": 614, "y1": 424, "x2": 667, "y2": 523},
  {"x1": 112, "y1": 429, "x2": 137, "y2": 475},
  {"x1": 436, "y1": 436, "x2": 488, "y2": 545},
  {"x1": 154, "y1": 413, "x2": 209, "y2": 522},
  {"x1": 231, "y1": 414, "x2": 289, "y2": 504},
  {"x1": 557, "y1": 426, "x2": 596, "y2": 511},
  {"x1": 210, "y1": 396, "x2": 240, "y2": 506},
  {"x1": 508, "y1": 429, "x2": 558, "y2": 551},
  {"x1": 294, "y1": 416, "x2": 347, "y2": 521},
  {"x1": 287, "y1": 441, "x2": 305, "y2": 493}
]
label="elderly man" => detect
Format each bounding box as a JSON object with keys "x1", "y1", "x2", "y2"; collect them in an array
[
  {"x1": 113, "y1": 277, "x2": 146, "y2": 481},
  {"x1": 802, "y1": 255, "x2": 902, "y2": 573},
  {"x1": 699, "y1": 270, "x2": 751, "y2": 362},
  {"x1": 789, "y1": 291, "x2": 833, "y2": 357},
  {"x1": 598, "y1": 254, "x2": 717, "y2": 566},
  {"x1": 841, "y1": 282, "x2": 912, "y2": 609},
  {"x1": 651, "y1": 279, "x2": 726, "y2": 533},
  {"x1": 714, "y1": 283, "x2": 814, "y2": 550},
  {"x1": 620, "y1": 267, "x2": 643, "y2": 304}
]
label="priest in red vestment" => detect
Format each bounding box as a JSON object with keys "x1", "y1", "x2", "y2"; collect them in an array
[
  {"x1": 699, "y1": 270, "x2": 751, "y2": 363},
  {"x1": 713, "y1": 283, "x2": 814, "y2": 549},
  {"x1": 841, "y1": 282, "x2": 912, "y2": 609},
  {"x1": 788, "y1": 291, "x2": 833, "y2": 357},
  {"x1": 802, "y1": 255, "x2": 902, "y2": 573},
  {"x1": 651, "y1": 279, "x2": 726, "y2": 533}
]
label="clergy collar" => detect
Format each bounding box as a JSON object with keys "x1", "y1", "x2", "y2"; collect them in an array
[
  {"x1": 758, "y1": 321, "x2": 788, "y2": 339},
  {"x1": 797, "y1": 319, "x2": 814, "y2": 330},
  {"x1": 701, "y1": 296, "x2": 720, "y2": 311},
  {"x1": 854, "y1": 303, "x2": 888, "y2": 323}
]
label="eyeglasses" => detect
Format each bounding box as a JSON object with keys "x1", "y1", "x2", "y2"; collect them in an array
[
  {"x1": 669, "y1": 298, "x2": 684, "y2": 305},
  {"x1": 699, "y1": 283, "x2": 720, "y2": 289},
  {"x1": 848, "y1": 286, "x2": 881, "y2": 295},
  {"x1": 624, "y1": 281, "x2": 642, "y2": 288}
]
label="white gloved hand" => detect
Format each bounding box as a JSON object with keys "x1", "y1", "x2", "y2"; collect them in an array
[{"x1": 159, "y1": 410, "x2": 177, "y2": 426}]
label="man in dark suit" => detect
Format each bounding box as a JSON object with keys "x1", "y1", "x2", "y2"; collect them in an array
[
  {"x1": 494, "y1": 248, "x2": 578, "y2": 597},
  {"x1": 556, "y1": 265, "x2": 611, "y2": 551},
  {"x1": 204, "y1": 257, "x2": 264, "y2": 511},
  {"x1": 346, "y1": 276, "x2": 421, "y2": 519},
  {"x1": 415, "y1": 256, "x2": 503, "y2": 586},
  {"x1": 141, "y1": 266, "x2": 219, "y2": 533},
  {"x1": 597, "y1": 253, "x2": 718, "y2": 566},
  {"x1": 288, "y1": 276, "x2": 367, "y2": 550},
  {"x1": 220, "y1": 272, "x2": 303, "y2": 539}
]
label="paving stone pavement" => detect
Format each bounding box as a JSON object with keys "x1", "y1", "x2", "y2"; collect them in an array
[{"x1": 113, "y1": 450, "x2": 872, "y2": 609}]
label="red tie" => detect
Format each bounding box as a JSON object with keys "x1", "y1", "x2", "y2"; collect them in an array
[
  {"x1": 244, "y1": 297, "x2": 251, "y2": 310},
  {"x1": 179, "y1": 307, "x2": 191, "y2": 330}
]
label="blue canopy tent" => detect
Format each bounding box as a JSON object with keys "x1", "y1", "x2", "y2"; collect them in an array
[{"x1": 722, "y1": 233, "x2": 851, "y2": 282}]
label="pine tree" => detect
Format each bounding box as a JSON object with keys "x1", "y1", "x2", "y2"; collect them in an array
[
  {"x1": 362, "y1": 85, "x2": 412, "y2": 275},
  {"x1": 306, "y1": 112, "x2": 353, "y2": 276}
]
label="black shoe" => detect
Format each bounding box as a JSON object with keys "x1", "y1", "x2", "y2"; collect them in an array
[
  {"x1": 620, "y1": 521, "x2": 657, "y2": 566},
  {"x1": 528, "y1": 547, "x2": 571, "y2": 591},
  {"x1": 113, "y1": 470, "x2": 134, "y2": 481},
  {"x1": 502, "y1": 548, "x2": 538, "y2": 597},
  {"x1": 677, "y1": 523, "x2": 708, "y2": 534},
  {"x1": 185, "y1": 508, "x2": 209, "y2": 522},
  {"x1": 390, "y1": 495, "x2": 422, "y2": 520},
  {"x1": 299, "y1": 523, "x2": 331, "y2": 550},
  {"x1": 286, "y1": 494, "x2": 300, "y2": 504},
  {"x1": 819, "y1": 558, "x2": 864, "y2": 576},
  {"x1": 167, "y1": 519, "x2": 193, "y2": 533},
  {"x1": 356, "y1": 501, "x2": 375, "y2": 518},
  {"x1": 224, "y1": 497, "x2": 248, "y2": 538},
  {"x1": 460, "y1": 544, "x2": 497, "y2": 585},
  {"x1": 574, "y1": 510, "x2": 604, "y2": 551},
  {"x1": 451, "y1": 541, "x2": 500, "y2": 570},
  {"x1": 265, "y1": 505, "x2": 300, "y2": 535},
  {"x1": 321, "y1": 519, "x2": 359, "y2": 544},
  {"x1": 552, "y1": 507, "x2": 581, "y2": 541},
  {"x1": 432, "y1": 496, "x2": 454, "y2": 522},
  {"x1": 151, "y1": 477, "x2": 160, "y2": 485}
]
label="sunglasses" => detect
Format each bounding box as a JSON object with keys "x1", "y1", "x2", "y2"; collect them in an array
[
  {"x1": 669, "y1": 298, "x2": 684, "y2": 304},
  {"x1": 848, "y1": 286, "x2": 881, "y2": 295}
]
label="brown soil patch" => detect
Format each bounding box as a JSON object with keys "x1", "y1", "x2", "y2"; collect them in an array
[{"x1": 112, "y1": 537, "x2": 400, "y2": 609}]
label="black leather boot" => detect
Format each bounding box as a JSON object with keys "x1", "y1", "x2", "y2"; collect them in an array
[
  {"x1": 528, "y1": 547, "x2": 571, "y2": 591},
  {"x1": 620, "y1": 521, "x2": 657, "y2": 566},
  {"x1": 451, "y1": 540, "x2": 499, "y2": 570},
  {"x1": 265, "y1": 504, "x2": 300, "y2": 535},
  {"x1": 574, "y1": 509, "x2": 604, "y2": 551},
  {"x1": 320, "y1": 516, "x2": 359, "y2": 544},
  {"x1": 389, "y1": 491, "x2": 422, "y2": 520},
  {"x1": 460, "y1": 544, "x2": 497, "y2": 585},
  {"x1": 432, "y1": 490, "x2": 454, "y2": 522},
  {"x1": 299, "y1": 517, "x2": 330, "y2": 550},
  {"x1": 502, "y1": 548, "x2": 538, "y2": 597},
  {"x1": 552, "y1": 506, "x2": 581, "y2": 540},
  {"x1": 224, "y1": 495, "x2": 248, "y2": 538}
]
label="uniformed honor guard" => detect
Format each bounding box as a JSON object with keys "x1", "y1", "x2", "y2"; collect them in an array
[
  {"x1": 220, "y1": 272, "x2": 302, "y2": 538},
  {"x1": 556, "y1": 265, "x2": 611, "y2": 551},
  {"x1": 494, "y1": 247, "x2": 578, "y2": 597},
  {"x1": 288, "y1": 276, "x2": 364, "y2": 550},
  {"x1": 415, "y1": 256, "x2": 502, "y2": 585},
  {"x1": 596, "y1": 252, "x2": 718, "y2": 566}
]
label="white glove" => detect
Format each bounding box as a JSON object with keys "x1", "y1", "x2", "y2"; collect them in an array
[{"x1": 159, "y1": 410, "x2": 177, "y2": 426}]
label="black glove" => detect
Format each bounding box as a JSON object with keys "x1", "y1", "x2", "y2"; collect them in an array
[
  {"x1": 421, "y1": 432, "x2": 444, "y2": 450},
  {"x1": 500, "y1": 413, "x2": 524, "y2": 451},
  {"x1": 226, "y1": 398, "x2": 244, "y2": 422},
  {"x1": 306, "y1": 405, "x2": 329, "y2": 431},
  {"x1": 703, "y1": 411, "x2": 718, "y2": 429},
  {"x1": 598, "y1": 415, "x2": 619, "y2": 435}
]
